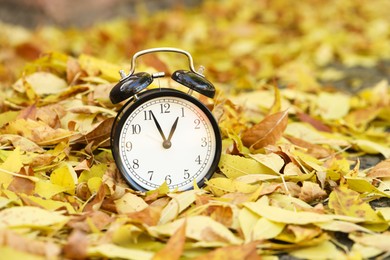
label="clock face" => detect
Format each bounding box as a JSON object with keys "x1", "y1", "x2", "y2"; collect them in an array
[{"x1": 111, "y1": 89, "x2": 221, "y2": 191}]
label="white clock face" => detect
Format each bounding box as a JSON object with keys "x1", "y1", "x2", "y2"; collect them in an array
[{"x1": 117, "y1": 93, "x2": 219, "y2": 191}]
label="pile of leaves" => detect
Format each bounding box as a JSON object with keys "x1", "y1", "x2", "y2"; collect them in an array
[{"x1": 0, "y1": 0, "x2": 390, "y2": 259}]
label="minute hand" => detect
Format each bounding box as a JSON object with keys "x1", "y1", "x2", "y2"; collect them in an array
[{"x1": 151, "y1": 111, "x2": 167, "y2": 142}]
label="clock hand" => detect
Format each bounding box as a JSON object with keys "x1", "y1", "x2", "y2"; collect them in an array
[
  {"x1": 150, "y1": 111, "x2": 167, "y2": 143},
  {"x1": 163, "y1": 117, "x2": 179, "y2": 149},
  {"x1": 167, "y1": 117, "x2": 179, "y2": 142}
]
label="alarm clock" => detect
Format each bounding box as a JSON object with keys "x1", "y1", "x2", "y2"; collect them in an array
[{"x1": 109, "y1": 47, "x2": 222, "y2": 191}]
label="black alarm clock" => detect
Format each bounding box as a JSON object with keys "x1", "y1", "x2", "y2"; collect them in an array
[{"x1": 109, "y1": 47, "x2": 222, "y2": 191}]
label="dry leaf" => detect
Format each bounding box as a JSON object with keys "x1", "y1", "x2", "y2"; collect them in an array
[
  {"x1": 194, "y1": 242, "x2": 261, "y2": 260},
  {"x1": 367, "y1": 159, "x2": 390, "y2": 178},
  {"x1": 241, "y1": 109, "x2": 288, "y2": 150},
  {"x1": 153, "y1": 222, "x2": 186, "y2": 260}
]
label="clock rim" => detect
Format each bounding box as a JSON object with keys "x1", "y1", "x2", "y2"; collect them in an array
[{"x1": 111, "y1": 88, "x2": 222, "y2": 191}]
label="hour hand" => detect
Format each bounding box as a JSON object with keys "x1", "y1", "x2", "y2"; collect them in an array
[{"x1": 150, "y1": 111, "x2": 167, "y2": 142}]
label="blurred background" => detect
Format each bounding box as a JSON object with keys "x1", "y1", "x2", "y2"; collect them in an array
[
  {"x1": 0, "y1": 0, "x2": 201, "y2": 28},
  {"x1": 0, "y1": 0, "x2": 390, "y2": 93}
]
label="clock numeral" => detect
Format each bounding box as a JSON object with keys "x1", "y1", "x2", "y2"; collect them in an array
[
  {"x1": 201, "y1": 137, "x2": 207, "y2": 147},
  {"x1": 195, "y1": 155, "x2": 202, "y2": 165},
  {"x1": 148, "y1": 170, "x2": 154, "y2": 181},
  {"x1": 165, "y1": 175, "x2": 172, "y2": 185},
  {"x1": 181, "y1": 107, "x2": 185, "y2": 117},
  {"x1": 144, "y1": 110, "x2": 153, "y2": 120},
  {"x1": 131, "y1": 124, "x2": 141, "y2": 134},
  {"x1": 132, "y1": 159, "x2": 139, "y2": 169},
  {"x1": 160, "y1": 103, "x2": 170, "y2": 113},
  {"x1": 125, "y1": 141, "x2": 132, "y2": 151},
  {"x1": 184, "y1": 169, "x2": 190, "y2": 179},
  {"x1": 194, "y1": 119, "x2": 201, "y2": 129}
]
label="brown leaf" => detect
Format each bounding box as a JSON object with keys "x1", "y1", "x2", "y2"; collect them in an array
[
  {"x1": 83, "y1": 183, "x2": 107, "y2": 212},
  {"x1": 366, "y1": 159, "x2": 390, "y2": 178},
  {"x1": 241, "y1": 109, "x2": 289, "y2": 150},
  {"x1": 71, "y1": 117, "x2": 114, "y2": 147},
  {"x1": 66, "y1": 57, "x2": 85, "y2": 84},
  {"x1": 8, "y1": 176, "x2": 35, "y2": 195},
  {"x1": 298, "y1": 181, "x2": 327, "y2": 203},
  {"x1": 297, "y1": 112, "x2": 331, "y2": 132},
  {"x1": 127, "y1": 204, "x2": 163, "y2": 226},
  {"x1": 63, "y1": 229, "x2": 88, "y2": 260},
  {"x1": 285, "y1": 135, "x2": 333, "y2": 159},
  {"x1": 153, "y1": 222, "x2": 186, "y2": 260},
  {"x1": 0, "y1": 229, "x2": 60, "y2": 257},
  {"x1": 194, "y1": 242, "x2": 261, "y2": 260}
]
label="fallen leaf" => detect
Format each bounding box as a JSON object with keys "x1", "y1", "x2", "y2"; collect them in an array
[
  {"x1": 366, "y1": 159, "x2": 390, "y2": 178},
  {"x1": 87, "y1": 243, "x2": 154, "y2": 260},
  {"x1": 0, "y1": 206, "x2": 68, "y2": 229},
  {"x1": 349, "y1": 232, "x2": 390, "y2": 251},
  {"x1": 50, "y1": 163, "x2": 78, "y2": 195},
  {"x1": 290, "y1": 241, "x2": 345, "y2": 259},
  {"x1": 115, "y1": 192, "x2": 149, "y2": 214},
  {"x1": 63, "y1": 229, "x2": 88, "y2": 259},
  {"x1": 206, "y1": 178, "x2": 258, "y2": 196},
  {"x1": 13, "y1": 72, "x2": 67, "y2": 95},
  {"x1": 149, "y1": 216, "x2": 242, "y2": 245},
  {"x1": 153, "y1": 222, "x2": 186, "y2": 260},
  {"x1": 244, "y1": 196, "x2": 333, "y2": 225},
  {"x1": 0, "y1": 229, "x2": 60, "y2": 258},
  {"x1": 316, "y1": 92, "x2": 350, "y2": 120},
  {"x1": 194, "y1": 242, "x2": 261, "y2": 260},
  {"x1": 298, "y1": 181, "x2": 327, "y2": 203},
  {"x1": 241, "y1": 109, "x2": 289, "y2": 150},
  {"x1": 159, "y1": 190, "x2": 200, "y2": 224},
  {"x1": 328, "y1": 186, "x2": 385, "y2": 224}
]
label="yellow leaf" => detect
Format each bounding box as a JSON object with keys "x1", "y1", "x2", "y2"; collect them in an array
[
  {"x1": 34, "y1": 180, "x2": 68, "y2": 199},
  {"x1": 0, "y1": 111, "x2": 19, "y2": 128},
  {"x1": 328, "y1": 186, "x2": 385, "y2": 224},
  {"x1": 114, "y1": 193, "x2": 149, "y2": 214},
  {"x1": 87, "y1": 177, "x2": 103, "y2": 194},
  {"x1": 350, "y1": 243, "x2": 383, "y2": 260},
  {"x1": 87, "y1": 243, "x2": 153, "y2": 260},
  {"x1": 206, "y1": 178, "x2": 258, "y2": 197},
  {"x1": 350, "y1": 232, "x2": 390, "y2": 251},
  {"x1": 0, "y1": 147, "x2": 23, "y2": 173},
  {"x1": 78, "y1": 54, "x2": 122, "y2": 82},
  {"x1": 13, "y1": 72, "x2": 67, "y2": 95},
  {"x1": 50, "y1": 163, "x2": 78, "y2": 195},
  {"x1": 244, "y1": 196, "x2": 333, "y2": 225},
  {"x1": 346, "y1": 177, "x2": 390, "y2": 198},
  {"x1": 21, "y1": 194, "x2": 76, "y2": 213},
  {"x1": 238, "y1": 207, "x2": 259, "y2": 242},
  {"x1": 0, "y1": 206, "x2": 68, "y2": 229},
  {"x1": 78, "y1": 164, "x2": 106, "y2": 183},
  {"x1": 159, "y1": 190, "x2": 201, "y2": 224},
  {"x1": 354, "y1": 139, "x2": 390, "y2": 158},
  {"x1": 149, "y1": 216, "x2": 242, "y2": 245},
  {"x1": 249, "y1": 153, "x2": 285, "y2": 173},
  {"x1": 316, "y1": 220, "x2": 373, "y2": 234},
  {"x1": 251, "y1": 217, "x2": 285, "y2": 240},
  {"x1": 290, "y1": 241, "x2": 345, "y2": 259},
  {"x1": 317, "y1": 92, "x2": 350, "y2": 120},
  {"x1": 218, "y1": 154, "x2": 275, "y2": 179},
  {"x1": 0, "y1": 246, "x2": 44, "y2": 260},
  {"x1": 0, "y1": 147, "x2": 23, "y2": 188}
]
